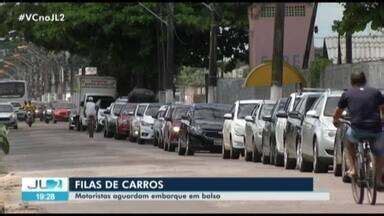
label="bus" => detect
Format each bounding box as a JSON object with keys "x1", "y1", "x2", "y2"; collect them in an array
[{"x1": 0, "y1": 80, "x2": 28, "y2": 104}]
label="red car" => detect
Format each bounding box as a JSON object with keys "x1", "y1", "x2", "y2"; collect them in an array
[
  {"x1": 53, "y1": 102, "x2": 75, "y2": 123},
  {"x1": 115, "y1": 103, "x2": 138, "y2": 139}
]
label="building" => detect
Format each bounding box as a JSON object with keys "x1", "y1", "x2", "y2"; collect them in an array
[
  {"x1": 324, "y1": 35, "x2": 384, "y2": 64},
  {"x1": 248, "y1": 3, "x2": 315, "y2": 69}
]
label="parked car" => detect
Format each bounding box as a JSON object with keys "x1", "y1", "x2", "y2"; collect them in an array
[
  {"x1": 244, "y1": 100, "x2": 276, "y2": 162},
  {"x1": 103, "y1": 102, "x2": 126, "y2": 138},
  {"x1": 284, "y1": 92, "x2": 323, "y2": 172},
  {"x1": 52, "y1": 102, "x2": 76, "y2": 123},
  {"x1": 153, "y1": 105, "x2": 169, "y2": 147},
  {"x1": 222, "y1": 100, "x2": 262, "y2": 159},
  {"x1": 95, "y1": 96, "x2": 115, "y2": 132},
  {"x1": 162, "y1": 104, "x2": 191, "y2": 151},
  {"x1": 300, "y1": 90, "x2": 342, "y2": 173},
  {"x1": 115, "y1": 103, "x2": 138, "y2": 140},
  {"x1": 178, "y1": 103, "x2": 232, "y2": 156},
  {"x1": 260, "y1": 98, "x2": 288, "y2": 165},
  {"x1": 11, "y1": 102, "x2": 25, "y2": 121},
  {"x1": 0, "y1": 103, "x2": 18, "y2": 129},
  {"x1": 137, "y1": 103, "x2": 161, "y2": 144},
  {"x1": 129, "y1": 103, "x2": 149, "y2": 142}
]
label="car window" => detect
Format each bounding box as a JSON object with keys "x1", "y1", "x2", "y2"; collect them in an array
[
  {"x1": 113, "y1": 103, "x2": 125, "y2": 115},
  {"x1": 172, "y1": 107, "x2": 189, "y2": 121},
  {"x1": 0, "y1": 105, "x2": 13, "y2": 112},
  {"x1": 324, "y1": 96, "x2": 340, "y2": 117},
  {"x1": 145, "y1": 105, "x2": 160, "y2": 117},
  {"x1": 136, "y1": 105, "x2": 147, "y2": 116},
  {"x1": 296, "y1": 97, "x2": 306, "y2": 114},
  {"x1": 237, "y1": 103, "x2": 258, "y2": 119},
  {"x1": 305, "y1": 96, "x2": 320, "y2": 113},
  {"x1": 259, "y1": 104, "x2": 275, "y2": 120},
  {"x1": 313, "y1": 95, "x2": 325, "y2": 114},
  {"x1": 193, "y1": 106, "x2": 229, "y2": 121}
]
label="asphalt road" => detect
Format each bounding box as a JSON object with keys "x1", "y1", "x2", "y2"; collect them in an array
[{"x1": 1, "y1": 122, "x2": 384, "y2": 213}]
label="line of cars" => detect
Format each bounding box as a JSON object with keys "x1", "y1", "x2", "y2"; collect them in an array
[{"x1": 73, "y1": 88, "x2": 360, "y2": 184}]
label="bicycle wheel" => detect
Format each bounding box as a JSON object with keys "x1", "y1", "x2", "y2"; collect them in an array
[
  {"x1": 351, "y1": 149, "x2": 365, "y2": 204},
  {"x1": 366, "y1": 151, "x2": 377, "y2": 205}
]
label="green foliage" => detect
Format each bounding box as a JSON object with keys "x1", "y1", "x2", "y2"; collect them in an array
[
  {"x1": 333, "y1": 3, "x2": 384, "y2": 34},
  {"x1": 309, "y1": 57, "x2": 332, "y2": 87},
  {"x1": 176, "y1": 66, "x2": 206, "y2": 87}
]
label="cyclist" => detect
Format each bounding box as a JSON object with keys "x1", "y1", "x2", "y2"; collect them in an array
[
  {"x1": 85, "y1": 96, "x2": 97, "y2": 138},
  {"x1": 333, "y1": 71, "x2": 384, "y2": 188}
]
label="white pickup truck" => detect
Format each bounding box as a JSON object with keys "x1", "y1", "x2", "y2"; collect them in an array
[{"x1": 69, "y1": 75, "x2": 117, "y2": 131}]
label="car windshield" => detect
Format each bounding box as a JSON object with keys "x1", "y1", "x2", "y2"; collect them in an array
[
  {"x1": 259, "y1": 104, "x2": 275, "y2": 119},
  {"x1": 95, "y1": 97, "x2": 115, "y2": 109},
  {"x1": 324, "y1": 96, "x2": 341, "y2": 117},
  {"x1": 11, "y1": 102, "x2": 21, "y2": 108},
  {"x1": 194, "y1": 106, "x2": 230, "y2": 121},
  {"x1": 0, "y1": 105, "x2": 13, "y2": 112},
  {"x1": 122, "y1": 104, "x2": 137, "y2": 114},
  {"x1": 237, "y1": 103, "x2": 258, "y2": 119},
  {"x1": 145, "y1": 105, "x2": 160, "y2": 117},
  {"x1": 113, "y1": 103, "x2": 125, "y2": 115},
  {"x1": 172, "y1": 107, "x2": 189, "y2": 120},
  {"x1": 136, "y1": 105, "x2": 147, "y2": 116}
]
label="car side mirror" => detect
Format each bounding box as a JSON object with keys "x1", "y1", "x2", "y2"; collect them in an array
[
  {"x1": 224, "y1": 113, "x2": 233, "y2": 120},
  {"x1": 306, "y1": 110, "x2": 319, "y2": 119},
  {"x1": 262, "y1": 115, "x2": 272, "y2": 122},
  {"x1": 245, "y1": 115, "x2": 254, "y2": 122},
  {"x1": 276, "y1": 111, "x2": 288, "y2": 118},
  {"x1": 104, "y1": 110, "x2": 111, "y2": 115},
  {"x1": 80, "y1": 101, "x2": 84, "y2": 107}
]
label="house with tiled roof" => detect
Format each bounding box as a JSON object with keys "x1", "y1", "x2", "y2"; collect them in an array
[{"x1": 324, "y1": 35, "x2": 384, "y2": 64}]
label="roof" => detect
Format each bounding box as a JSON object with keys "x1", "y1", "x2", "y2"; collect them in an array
[
  {"x1": 324, "y1": 35, "x2": 384, "y2": 64},
  {"x1": 237, "y1": 99, "x2": 264, "y2": 104}
]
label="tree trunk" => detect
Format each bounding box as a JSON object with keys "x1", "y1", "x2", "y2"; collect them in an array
[
  {"x1": 271, "y1": 3, "x2": 285, "y2": 101},
  {"x1": 208, "y1": 3, "x2": 218, "y2": 103}
]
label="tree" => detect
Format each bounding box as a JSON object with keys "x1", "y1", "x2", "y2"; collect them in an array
[
  {"x1": 309, "y1": 57, "x2": 332, "y2": 88},
  {"x1": 333, "y1": 2, "x2": 384, "y2": 34}
]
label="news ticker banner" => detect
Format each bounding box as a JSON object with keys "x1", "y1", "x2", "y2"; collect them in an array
[{"x1": 21, "y1": 177, "x2": 330, "y2": 202}]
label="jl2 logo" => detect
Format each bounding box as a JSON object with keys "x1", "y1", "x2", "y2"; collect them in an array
[{"x1": 27, "y1": 179, "x2": 63, "y2": 190}]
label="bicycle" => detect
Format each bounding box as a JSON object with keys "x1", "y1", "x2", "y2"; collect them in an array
[
  {"x1": 87, "y1": 115, "x2": 96, "y2": 138},
  {"x1": 339, "y1": 119, "x2": 378, "y2": 205}
]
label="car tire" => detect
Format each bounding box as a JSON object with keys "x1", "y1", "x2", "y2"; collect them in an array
[
  {"x1": 296, "y1": 137, "x2": 313, "y2": 172},
  {"x1": 284, "y1": 143, "x2": 296, "y2": 169},
  {"x1": 222, "y1": 140, "x2": 230, "y2": 159},
  {"x1": 244, "y1": 147, "x2": 252, "y2": 162},
  {"x1": 274, "y1": 140, "x2": 284, "y2": 167},
  {"x1": 178, "y1": 138, "x2": 186, "y2": 156},
  {"x1": 168, "y1": 143, "x2": 176, "y2": 152},
  {"x1": 138, "y1": 138, "x2": 145, "y2": 144},
  {"x1": 313, "y1": 139, "x2": 328, "y2": 173},
  {"x1": 261, "y1": 136, "x2": 270, "y2": 164},
  {"x1": 185, "y1": 135, "x2": 194, "y2": 156},
  {"x1": 229, "y1": 136, "x2": 240, "y2": 159},
  {"x1": 342, "y1": 149, "x2": 351, "y2": 183},
  {"x1": 96, "y1": 124, "x2": 103, "y2": 132},
  {"x1": 252, "y1": 137, "x2": 261, "y2": 162},
  {"x1": 14, "y1": 124, "x2": 18, "y2": 130}
]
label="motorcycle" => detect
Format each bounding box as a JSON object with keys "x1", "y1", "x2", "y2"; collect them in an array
[
  {"x1": 44, "y1": 108, "x2": 53, "y2": 124},
  {"x1": 26, "y1": 111, "x2": 34, "y2": 127}
]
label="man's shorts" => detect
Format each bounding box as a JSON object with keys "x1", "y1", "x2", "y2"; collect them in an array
[{"x1": 346, "y1": 127, "x2": 384, "y2": 157}]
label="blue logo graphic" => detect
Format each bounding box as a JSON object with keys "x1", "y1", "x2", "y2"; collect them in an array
[{"x1": 27, "y1": 179, "x2": 63, "y2": 190}]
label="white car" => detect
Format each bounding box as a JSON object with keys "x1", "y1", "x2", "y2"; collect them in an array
[
  {"x1": 129, "y1": 103, "x2": 149, "y2": 142},
  {"x1": 244, "y1": 100, "x2": 276, "y2": 162},
  {"x1": 137, "y1": 104, "x2": 161, "y2": 144},
  {"x1": 223, "y1": 100, "x2": 263, "y2": 159},
  {"x1": 0, "y1": 103, "x2": 18, "y2": 129},
  {"x1": 301, "y1": 90, "x2": 342, "y2": 173}
]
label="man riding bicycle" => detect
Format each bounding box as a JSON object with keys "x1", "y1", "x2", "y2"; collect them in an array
[
  {"x1": 85, "y1": 96, "x2": 97, "y2": 138},
  {"x1": 333, "y1": 71, "x2": 384, "y2": 188}
]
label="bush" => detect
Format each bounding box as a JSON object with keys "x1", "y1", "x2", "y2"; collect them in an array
[{"x1": 309, "y1": 58, "x2": 332, "y2": 87}]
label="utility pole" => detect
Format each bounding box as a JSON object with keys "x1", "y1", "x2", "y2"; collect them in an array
[
  {"x1": 345, "y1": 31, "x2": 352, "y2": 63},
  {"x1": 302, "y1": 2, "x2": 318, "y2": 69},
  {"x1": 337, "y1": 33, "x2": 342, "y2": 64},
  {"x1": 165, "y1": 2, "x2": 175, "y2": 103},
  {"x1": 271, "y1": 3, "x2": 285, "y2": 101},
  {"x1": 207, "y1": 3, "x2": 218, "y2": 103}
]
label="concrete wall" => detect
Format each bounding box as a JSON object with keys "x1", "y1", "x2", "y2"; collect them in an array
[
  {"x1": 216, "y1": 78, "x2": 297, "y2": 104},
  {"x1": 320, "y1": 60, "x2": 384, "y2": 90}
]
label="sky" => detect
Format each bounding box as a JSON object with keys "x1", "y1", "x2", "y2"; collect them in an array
[{"x1": 314, "y1": 3, "x2": 383, "y2": 47}]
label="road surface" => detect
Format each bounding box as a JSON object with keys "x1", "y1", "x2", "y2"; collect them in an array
[{"x1": 1, "y1": 122, "x2": 383, "y2": 213}]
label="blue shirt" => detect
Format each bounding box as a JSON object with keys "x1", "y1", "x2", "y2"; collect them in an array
[{"x1": 338, "y1": 86, "x2": 384, "y2": 133}]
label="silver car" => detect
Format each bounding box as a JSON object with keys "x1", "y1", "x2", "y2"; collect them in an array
[
  {"x1": 129, "y1": 103, "x2": 149, "y2": 142},
  {"x1": 244, "y1": 100, "x2": 276, "y2": 162},
  {"x1": 0, "y1": 103, "x2": 18, "y2": 129},
  {"x1": 153, "y1": 105, "x2": 168, "y2": 147},
  {"x1": 300, "y1": 90, "x2": 342, "y2": 173}
]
